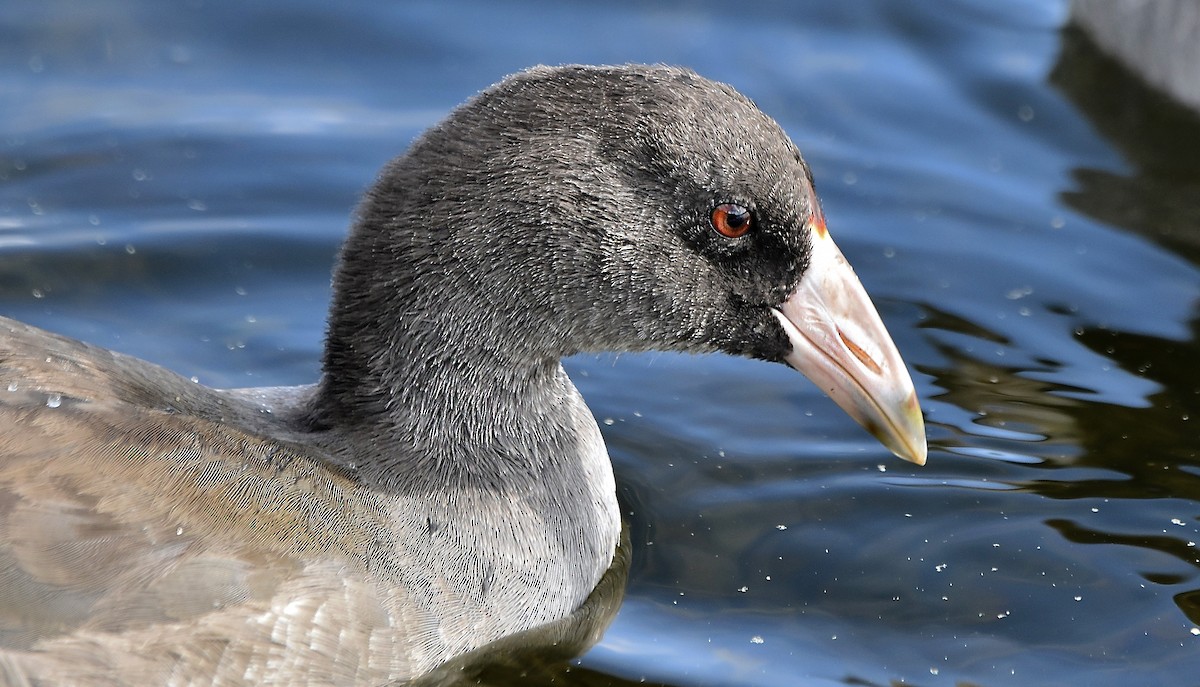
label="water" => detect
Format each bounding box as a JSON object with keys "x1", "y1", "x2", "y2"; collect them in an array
[{"x1": 4, "y1": 1, "x2": 1200, "y2": 684}]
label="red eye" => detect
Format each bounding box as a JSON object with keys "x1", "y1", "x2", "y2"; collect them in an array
[{"x1": 711, "y1": 203, "x2": 752, "y2": 238}]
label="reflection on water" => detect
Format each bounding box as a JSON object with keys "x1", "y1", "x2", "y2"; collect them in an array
[
  {"x1": 922, "y1": 305, "x2": 1084, "y2": 458},
  {"x1": 1049, "y1": 15, "x2": 1200, "y2": 632}
]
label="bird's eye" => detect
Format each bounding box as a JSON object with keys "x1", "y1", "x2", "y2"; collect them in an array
[{"x1": 711, "y1": 203, "x2": 753, "y2": 238}]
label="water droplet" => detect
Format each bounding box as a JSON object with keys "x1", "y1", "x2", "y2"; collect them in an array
[
  {"x1": 45, "y1": 394, "x2": 61, "y2": 409},
  {"x1": 168, "y1": 45, "x2": 192, "y2": 64}
]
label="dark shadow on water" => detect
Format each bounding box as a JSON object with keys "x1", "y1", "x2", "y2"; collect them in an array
[
  {"x1": 1043, "y1": 20, "x2": 1200, "y2": 492},
  {"x1": 990, "y1": 17, "x2": 1200, "y2": 633},
  {"x1": 896, "y1": 19, "x2": 1200, "y2": 653},
  {"x1": 1051, "y1": 24, "x2": 1200, "y2": 264}
]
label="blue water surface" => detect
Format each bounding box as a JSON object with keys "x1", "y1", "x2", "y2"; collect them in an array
[{"x1": 4, "y1": 1, "x2": 1200, "y2": 685}]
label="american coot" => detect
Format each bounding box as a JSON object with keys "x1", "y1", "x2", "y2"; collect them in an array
[{"x1": 0, "y1": 65, "x2": 925, "y2": 685}]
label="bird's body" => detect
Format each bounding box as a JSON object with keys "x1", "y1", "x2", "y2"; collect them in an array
[
  {"x1": 0, "y1": 65, "x2": 924, "y2": 685},
  {"x1": 0, "y1": 320, "x2": 615, "y2": 684}
]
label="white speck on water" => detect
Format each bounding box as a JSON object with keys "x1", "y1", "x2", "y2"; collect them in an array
[
  {"x1": 168, "y1": 44, "x2": 192, "y2": 64},
  {"x1": 930, "y1": 667, "x2": 940, "y2": 675},
  {"x1": 1191, "y1": 627, "x2": 1200, "y2": 636},
  {"x1": 1171, "y1": 518, "x2": 1185, "y2": 526},
  {"x1": 45, "y1": 394, "x2": 61, "y2": 409},
  {"x1": 1074, "y1": 595, "x2": 1082, "y2": 602},
  {"x1": 750, "y1": 635, "x2": 764, "y2": 644},
  {"x1": 935, "y1": 563, "x2": 947, "y2": 572},
  {"x1": 603, "y1": 417, "x2": 614, "y2": 426},
  {"x1": 737, "y1": 586, "x2": 748, "y2": 593},
  {"x1": 775, "y1": 524, "x2": 787, "y2": 531}
]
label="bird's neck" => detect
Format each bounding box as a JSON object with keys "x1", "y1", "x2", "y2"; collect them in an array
[
  {"x1": 303, "y1": 297, "x2": 623, "y2": 657},
  {"x1": 307, "y1": 219, "x2": 586, "y2": 482}
]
